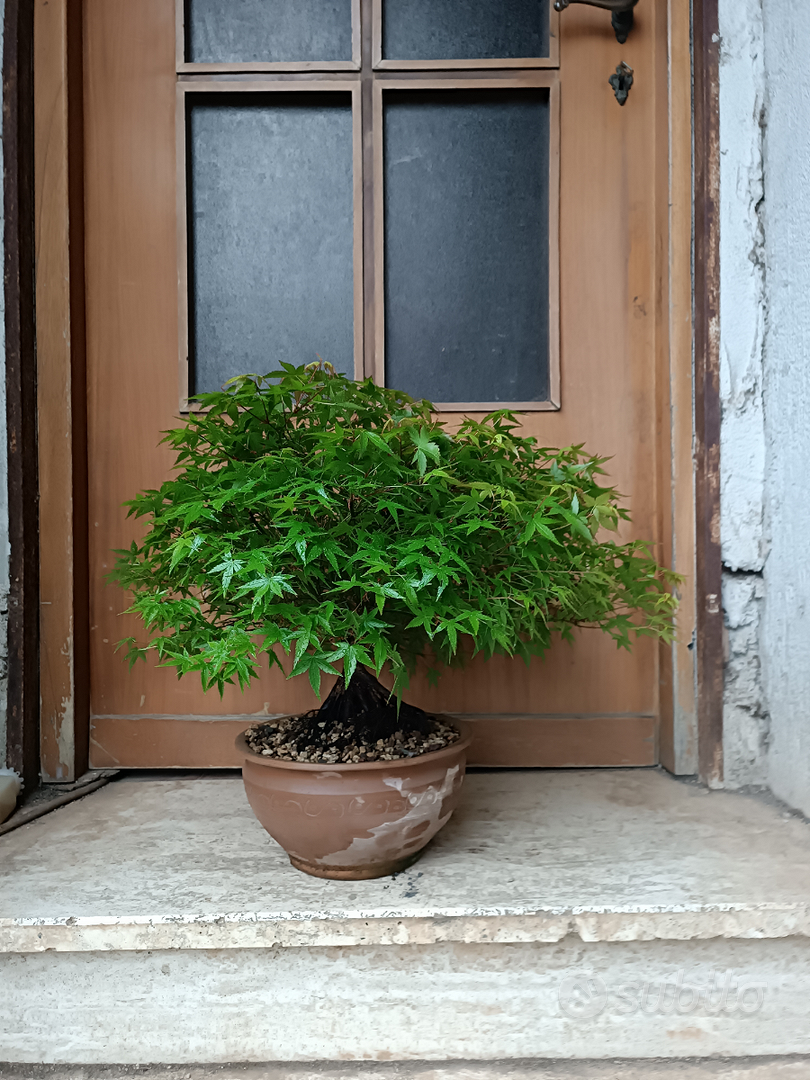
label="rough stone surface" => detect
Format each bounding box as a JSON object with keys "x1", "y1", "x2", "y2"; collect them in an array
[
  {"x1": 2, "y1": 772, "x2": 810, "y2": 952},
  {"x1": 3, "y1": 774, "x2": 810, "y2": 1062},
  {"x1": 722, "y1": 573, "x2": 769, "y2": 788},
  {"x1": 3, "y1": 937, "x2": 810, "y2": 1062}
]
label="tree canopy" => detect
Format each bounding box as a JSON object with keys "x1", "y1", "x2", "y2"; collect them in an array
[{"x1": 114, "y1": 363, "x2": 680, "y2": 699}]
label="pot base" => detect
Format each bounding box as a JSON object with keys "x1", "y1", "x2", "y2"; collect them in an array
[{"x1": 288, "y1": 849, "x2": 424, "y2": 880}]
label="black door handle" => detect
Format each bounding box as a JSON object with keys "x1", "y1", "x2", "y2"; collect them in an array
[{"x1": 553, "y1": 0, "x2": 640, "y2": 44}]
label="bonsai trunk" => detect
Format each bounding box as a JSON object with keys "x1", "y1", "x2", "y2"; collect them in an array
[
  {"x1": 284, "y1": 665, "x2": 433, "y2": 756},
  {"x1": 316, "y1": 665, "x2": 432, "y2": 738}
]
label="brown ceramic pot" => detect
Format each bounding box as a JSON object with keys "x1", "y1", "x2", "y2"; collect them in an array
[{"x1": 236, "y1": 718, "x2": 471, "y2": 880}]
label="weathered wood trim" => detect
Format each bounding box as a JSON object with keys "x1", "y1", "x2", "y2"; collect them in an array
[
  {"x1": 66, "y1": 0, "x2": 90, "y2": 784},
  {"x1": 693, "y1": 0, "x2": 723, "y2": 785},
  {"x1": 34, "y1": 0, "x2": 89, "y2": 782},
  {"x1": 89, "y1": 713, "x2": 657, "y2": 770},
  {"x1": 657, "y1": 0, "x2": 698, "y2": 775},
  {"x1": 4, "y1": 0, "x2": 39, "y2": 788}
]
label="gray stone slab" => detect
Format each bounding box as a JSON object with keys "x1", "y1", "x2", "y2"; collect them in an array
[
  {"x1": 3, "y1": 937, "x2": 810, "y2": 1061},
  {"x1": 1, "y1": 770, "x2": 810, "y2": 951}
]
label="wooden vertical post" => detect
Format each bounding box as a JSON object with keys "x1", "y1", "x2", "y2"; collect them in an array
[
  {"x1": 657, "y1": 0, "x2": 699, "y2": 776},
  {"x1": 35, "y1": 0, "x2": 89, "y2": 781},
  {"x1": 4, "y1": 0, "x2": 39, "y2": 789},
  {"x1": 693, "y1": 0, "x2": 724, "y2": 786}
]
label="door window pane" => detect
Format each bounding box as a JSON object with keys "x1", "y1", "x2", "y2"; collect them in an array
[
  {"x1": 186, "y1": 0, "x2": 353, "y2": 64},
  {"x1": 188, "y1": 94, "x2": 355, "y2": 394},
  {"x1": 384, "y1": 90, "x2": 550, "y2": 403},
  {"x1": 382, "y1": 0, "x2": 550, "y2": 62}
]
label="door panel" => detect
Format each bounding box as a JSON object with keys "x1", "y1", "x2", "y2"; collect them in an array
[
  {"x1": 85, "y1": 0, "x2": 665, "y2": 767},
  {"x1": 188, "y1": 93, "x2": 356, "y2": 390},
  {"x1": 383, "y1": 88, "x2": 551, "y2": 404}
]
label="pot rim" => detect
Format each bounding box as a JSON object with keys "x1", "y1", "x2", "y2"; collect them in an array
[{"x1": 236, "y1": 715, "x2": 472, "y2": 772}]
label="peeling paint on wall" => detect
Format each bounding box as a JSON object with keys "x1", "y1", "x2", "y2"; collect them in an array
[
  {"x1": 718, "y1": 0, "x2": 767, "y2": 575},
  {"x1": 722, "y1": 570, "x2": 769, "y2": 787},
  {"x1": 718, "y1": 0, "x2": 769, "y2": 787}
]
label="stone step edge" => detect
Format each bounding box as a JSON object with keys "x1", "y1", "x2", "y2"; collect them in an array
[
  {"x1": 2, "y1": 1062, "x2": 810, "y2": 1079},
  {"x1": 3, "y1": 904, "x2": 810, "y2": 953}
]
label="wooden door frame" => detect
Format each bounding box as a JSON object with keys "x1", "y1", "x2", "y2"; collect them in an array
[
  {"x1": 3, "y1": 0, "x2": 39, "y2": 791},
  {"x1": 692, "y1": 0, "x2": 724, "y2": 787},
  {"x1": 11, "y1": 0, "x2": 723, "y2": 785}
]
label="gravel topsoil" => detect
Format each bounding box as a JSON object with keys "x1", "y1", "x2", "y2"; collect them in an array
[{"x1": 244, "y1": 714, "x2": 461, "y2": 765}]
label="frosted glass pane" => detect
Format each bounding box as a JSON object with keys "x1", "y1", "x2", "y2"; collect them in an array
[
  {"x1": 186, "y1": 0, "x2": 353, "y2": 64},
  {"x1": 384, "y1": 90, "x2": 550, "y2": 403},
  {"x1": 382, "y1": 0, "x2": 550, "y2": 61},
  {"x1": 188, "y1": 95, "x2": 354, "y2": 394}
]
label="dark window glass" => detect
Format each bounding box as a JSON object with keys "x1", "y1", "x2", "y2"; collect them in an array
[
  {"x1": 188, "y1": 95, "x2": 354, "y2": 394},
  {"x1": 186, "y1": 0, "x2": 353, "y2": 64},
  {"x1": 382, "y1": 0, "x2": 550, "y2": 62},
  {"x1": 384, "y1": 90, "x2": 550, "y2": 403}
]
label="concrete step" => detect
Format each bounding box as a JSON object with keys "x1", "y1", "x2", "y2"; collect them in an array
[{"x1": 2, "y1": 769, "x2": 810, "y2": 1064}]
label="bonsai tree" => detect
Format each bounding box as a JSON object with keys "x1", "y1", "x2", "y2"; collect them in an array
[{"x1": 114, "y1": 363, "x2": 679, "y2": 754}]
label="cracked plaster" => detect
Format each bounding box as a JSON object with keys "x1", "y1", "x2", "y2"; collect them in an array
[
  {"x1": 718, "y1": 0, "x2": 767, "y2": 577},
  {"x1": 718, "y1": 0, "x2": 770, "y2": 790},
  {"x1": 718, "y1": 0, "x2": 810, "y2": 813},
  {"x1": 722, "y1": 573, "x2": 769, "y2": 788}
]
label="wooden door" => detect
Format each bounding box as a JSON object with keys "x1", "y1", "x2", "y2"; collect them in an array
[{"x1": 85, "y1": 0, "x2": 672, "y2": 769}]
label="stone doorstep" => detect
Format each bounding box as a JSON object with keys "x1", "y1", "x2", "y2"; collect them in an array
[
  {"x1": 3, "y1": 769, "x2": 810, "y2": 1063},
  {"x1": 3, "y1": 768, "x2": 810, "y2": 954}
]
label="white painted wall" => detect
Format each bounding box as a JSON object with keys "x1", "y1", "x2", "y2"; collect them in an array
[
  {"x1": 720, "y1": 0, "x2": 810, "y2": 813},
  {"x1": 758, "y1": 0, "x2": 810, "y2": 815}
]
